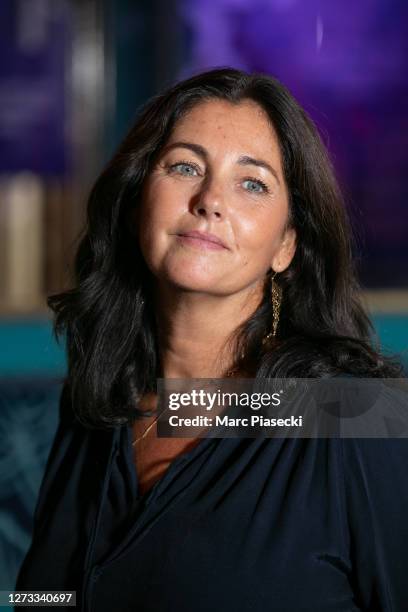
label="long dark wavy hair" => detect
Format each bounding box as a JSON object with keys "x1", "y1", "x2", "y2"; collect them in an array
[{"x1": 49, "y1": 67, "x2": 402, "y2": 428}]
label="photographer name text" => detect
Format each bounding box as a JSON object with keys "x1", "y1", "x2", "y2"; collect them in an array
[{"x1": 167, "y1": 415, "x2": 303, "y2": 428}]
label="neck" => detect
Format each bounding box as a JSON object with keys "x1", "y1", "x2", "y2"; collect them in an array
[{"x1": 154, "y1": 281, "x2": 263, "y2": 378}]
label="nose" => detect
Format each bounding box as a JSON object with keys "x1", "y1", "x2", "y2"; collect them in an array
[{"x1": 191, "y1": 177, "x2": 225, "y2": 221}]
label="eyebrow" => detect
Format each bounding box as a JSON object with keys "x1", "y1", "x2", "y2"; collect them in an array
[
  {"x1": 237, "y1": 155, "x2": 280, "y2": 185},
  {"x1": 162, "y1": 141, "x2": 281, "y2": 185}
]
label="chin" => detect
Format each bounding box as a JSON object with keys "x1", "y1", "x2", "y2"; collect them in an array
[
  {"x1": 154, "y1": 254, "x2": 214, "y2": 285},
  {"x1": 163, "y1": 270, "x2": 221, "y2": 293}
]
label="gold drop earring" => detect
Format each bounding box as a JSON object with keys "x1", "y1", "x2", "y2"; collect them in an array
[{"x1": 262, "y1": 271, "x2": 282, "y2": 344}]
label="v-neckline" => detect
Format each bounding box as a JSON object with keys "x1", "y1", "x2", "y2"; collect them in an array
[
  {"x1": 126, "y1": 425, "x2": 216, "y2": 505},
  {"x1": 93, "y1": 426, "x2": 220, "y2": 574}
]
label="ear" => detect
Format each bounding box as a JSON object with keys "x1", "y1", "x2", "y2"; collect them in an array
[{"x1": 271, "y1": 227, "x2": 297, "y2": 273}]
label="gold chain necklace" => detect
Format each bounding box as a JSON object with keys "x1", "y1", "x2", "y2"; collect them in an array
[
  {"x1": 132, "y1": 404, "x2": 168, "y2": 446},
  {"x1": 131, "y1": 365, "x2": 240, "y2": 446}
]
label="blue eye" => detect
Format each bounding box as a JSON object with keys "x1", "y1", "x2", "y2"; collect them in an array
[
  {"x1": 243, "y1": 178, "x2": 269, "y2": 194},
  {"x1": 169, "y1": 162, "x2": 199, "y2": 176}
]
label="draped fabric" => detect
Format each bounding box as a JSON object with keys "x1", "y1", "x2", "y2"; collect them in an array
[{"x1": 16, "y1": 383, "x2": 408, "y2": 611}]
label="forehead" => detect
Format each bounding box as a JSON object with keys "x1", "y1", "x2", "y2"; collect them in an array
[{"x1": 167, "y1": 99, "x2": 282, "y2": 163}]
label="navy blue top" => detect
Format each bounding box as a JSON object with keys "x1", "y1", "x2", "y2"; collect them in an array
[{"x1": 16, "y1": 383, "x2": 408, "y2": 611}]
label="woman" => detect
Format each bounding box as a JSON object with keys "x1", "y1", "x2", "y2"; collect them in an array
[{"x1": 16, "y1": 68, "x2": 407, "y2": 611}]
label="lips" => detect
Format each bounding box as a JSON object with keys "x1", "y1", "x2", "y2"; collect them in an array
[{"x1": 177, "y1": 230, "x2": 228, "y2": 249}]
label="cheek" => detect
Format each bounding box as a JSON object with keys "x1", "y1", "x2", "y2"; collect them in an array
[
  {"x1": 138, "y1": 183, "x2": 167, "y2": 239},
  {"x1": 234, "y1": 208, "x2": 287, "y2": 262},
  {"x1": 139, "y1": 180, "x2": 186, "y2": 229},
  {"x1": 137, "y1": 187, "x2": 183, "y2": 268}
]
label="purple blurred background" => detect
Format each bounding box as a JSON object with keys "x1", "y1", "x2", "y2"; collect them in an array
[{"x1": 0, "y1": 0, "x2": 70, "y2": 175}]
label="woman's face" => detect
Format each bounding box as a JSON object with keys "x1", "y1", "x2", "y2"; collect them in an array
[{"x1": 137, "y1": 98, "x2": 296, "y2": 296}]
